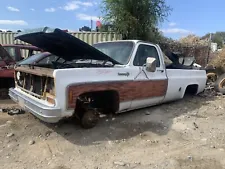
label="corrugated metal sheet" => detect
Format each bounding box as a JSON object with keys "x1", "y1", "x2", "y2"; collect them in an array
[
  {"x1": 0, "y1": 31, "x2": 122, "y2": 58},
  {"x1": 0, "y1": 32, "x2": 122, "y2": 45}
]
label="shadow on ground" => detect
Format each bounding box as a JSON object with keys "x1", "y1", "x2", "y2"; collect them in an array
[{"x1": 42, "y1": 92, "x2": 217, "y2": 146}]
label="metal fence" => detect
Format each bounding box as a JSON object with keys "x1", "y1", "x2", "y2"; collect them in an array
[
  {"x1": 0, "y1": 31, "x2": 122, "y2": 58},
  {"x1": 0, "y1": 32, "x2": 122, "y2": 45}
]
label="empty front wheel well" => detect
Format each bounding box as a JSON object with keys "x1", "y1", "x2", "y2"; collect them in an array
[
  {"x1": 184, "y1": 84, "x2": 199, "y2": 95},
  {"x1": 75, "y1": 90, "x2": 120, "y2": 116}
]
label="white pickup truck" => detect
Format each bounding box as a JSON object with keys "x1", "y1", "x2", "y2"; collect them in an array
[{"x1": 9, "y1": 27, "x2": 207, "y2": 128}]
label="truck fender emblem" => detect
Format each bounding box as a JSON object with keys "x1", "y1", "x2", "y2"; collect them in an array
[{"x1": 118, "y1": 72, "x2": 130, "y2": 77}]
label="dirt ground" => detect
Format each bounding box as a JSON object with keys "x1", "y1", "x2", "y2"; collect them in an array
[{"x1": 1, "y1": 92, "x2": 225, "y2": 169}]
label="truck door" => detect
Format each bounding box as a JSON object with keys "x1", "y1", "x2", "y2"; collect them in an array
[{"x1": 131, "y1": 43, "x2": 168, "y2": 109}]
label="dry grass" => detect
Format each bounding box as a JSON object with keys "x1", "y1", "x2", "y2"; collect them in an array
[
  {"x1": 179, "y1": 34, "x2": 208, "y2": 46},
  {"x1": 209, "y1": 48, "x2": 225, "y2": 73}
]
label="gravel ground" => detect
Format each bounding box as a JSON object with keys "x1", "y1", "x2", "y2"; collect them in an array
[{"x1": 1, "y1": 92, "x2": 225, "y2": 169}]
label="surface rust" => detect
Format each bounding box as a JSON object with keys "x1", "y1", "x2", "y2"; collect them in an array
[
  {"x1": 68, "y1": 80, "x2": 168, "y2": 108},
  {"x1": 15, "y1": 66, "x2": 54, "y2": 77}
]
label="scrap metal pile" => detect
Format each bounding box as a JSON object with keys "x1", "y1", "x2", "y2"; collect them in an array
[
  {"x1": 159, "y1": 37, "x2": 210, "y2": 67},
  {"x1": 160, "y1": 36, "x2": 225, "y2": 95},
  {"x1": 159, "y1": 37, "x2": 225, "y2": 95},
  {"x1": 206, "y1": 48, "x2": 225, "y2": 94}
]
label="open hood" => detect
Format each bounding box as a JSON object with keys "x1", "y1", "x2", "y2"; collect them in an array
[
  {"x1": 15, "y1": 27, "x2": 120, "y2": 64},
  {"x1": 0, "y1": 44, "x2": 14, "y2": 63}
]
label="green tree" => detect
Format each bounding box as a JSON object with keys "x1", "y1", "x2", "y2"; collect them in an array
[
  {"x1": 213, "y1": 35, "x2": 223, "y2": 48},
  {"x1": 101, "y1": 0, "x2": 172, "y2": 42}
]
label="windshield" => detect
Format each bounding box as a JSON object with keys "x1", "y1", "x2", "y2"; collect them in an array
[
  {"x1": 17, "y1": 53, "x2": 44, "y2": 65},
  {"x1": 93, "y1": 41, "x2": 134, "y2": 64}
]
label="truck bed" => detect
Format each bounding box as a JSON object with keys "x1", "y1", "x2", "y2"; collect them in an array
[{"x1": 163, "y1": 69, "x2": 207, "y2": 102}]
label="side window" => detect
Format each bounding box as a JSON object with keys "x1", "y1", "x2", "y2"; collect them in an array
[
  {"x1": 133, "y1": 44, "x2": 160, "y2": 67},
  {"x1": 20, "y1": 49, "x2": 29, "y2": 59},
  {"x1": 32, "y1": 50, "x2": 42, "y2": 55},
  {"x1": 3, "y1": 47, "x2": 17, "y2": 60}
]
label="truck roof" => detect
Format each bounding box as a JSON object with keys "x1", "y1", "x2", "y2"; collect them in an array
[
  {"x1": 2, "y1": 44, "x2": 42, "y2": 50},
  {"x1": 94, "y1": 40, "x2": 156, "y2": 46}
]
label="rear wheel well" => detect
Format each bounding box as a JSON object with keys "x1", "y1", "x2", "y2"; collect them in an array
[
  {"x1": 75, "y1": 90, "x2": 120, "y2": 117},
  {"x1": 184, "y1": 84, "x2": 199, "y2": 95}
]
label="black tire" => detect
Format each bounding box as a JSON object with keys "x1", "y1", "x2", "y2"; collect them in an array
[
  {"x1": 214, "y1": 73, "x2": 225, "y2": 94},
  {"x1": 81, "y1": 110, "x2": 99, "y2": 129}
]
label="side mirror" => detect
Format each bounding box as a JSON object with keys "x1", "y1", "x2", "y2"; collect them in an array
[{"x1": 145, "y1": 57, "x2": 156, "y2": 72}]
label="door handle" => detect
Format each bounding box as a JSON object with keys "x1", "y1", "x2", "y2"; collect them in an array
[
  {"x1": 118, "y1": 72, "x2": 130, "y2": 76},
  {"x1": 157, "y1": 70, "x2": 164, "y2": 73}
]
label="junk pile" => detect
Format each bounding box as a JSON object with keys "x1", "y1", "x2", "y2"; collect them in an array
[
  {"x1": 159, "y1": 36, "x2": 224, "y2": 95},
  {"x1": 0, "y1": 108, "x2": 25, "y2": 115},
  {"x1": 159, "y1": 35, "x2": 210, "y2": 67},
  {"x1": 206, "y1": 48, "x2": 225, "y2": 94}
]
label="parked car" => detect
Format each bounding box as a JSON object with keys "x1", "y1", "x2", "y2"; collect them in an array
[
  {"x1": 9, "y1": 27, "x2": 207, "y2": 128},
  {"x1": 0, "y1": 44, "x2": 43, "y2": 99},
  {"x1": 3, "y1": 44, "x2": 43, "y2": 61},
  {"x1": 0, "y1": 44, "x2": 15, "y2": 99}
]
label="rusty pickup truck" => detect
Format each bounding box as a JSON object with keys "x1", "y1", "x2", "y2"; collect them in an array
[{"x1": 9, "y1": 27, "x2": 207, "y2": 128}]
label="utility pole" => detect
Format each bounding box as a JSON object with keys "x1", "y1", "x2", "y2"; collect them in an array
[
  {"x1": 91, "y1": 19, "x2": 93, "y2": 31},
  {"x1": 206, "y1": 33, "x2": 212, "y2": 66}
]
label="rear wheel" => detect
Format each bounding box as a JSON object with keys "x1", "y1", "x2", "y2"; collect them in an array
[{"x1": 214, "y1": 73, "x2": 225, "y2": 94}]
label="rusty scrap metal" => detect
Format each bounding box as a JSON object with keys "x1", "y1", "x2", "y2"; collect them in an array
[{"x1": 1, "y1": 108, "x2": 25, "y2": 115}]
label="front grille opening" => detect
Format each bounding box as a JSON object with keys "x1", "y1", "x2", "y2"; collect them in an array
[{"x1": 15, "y1": 71, "x2": 55, "y2": 99}]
